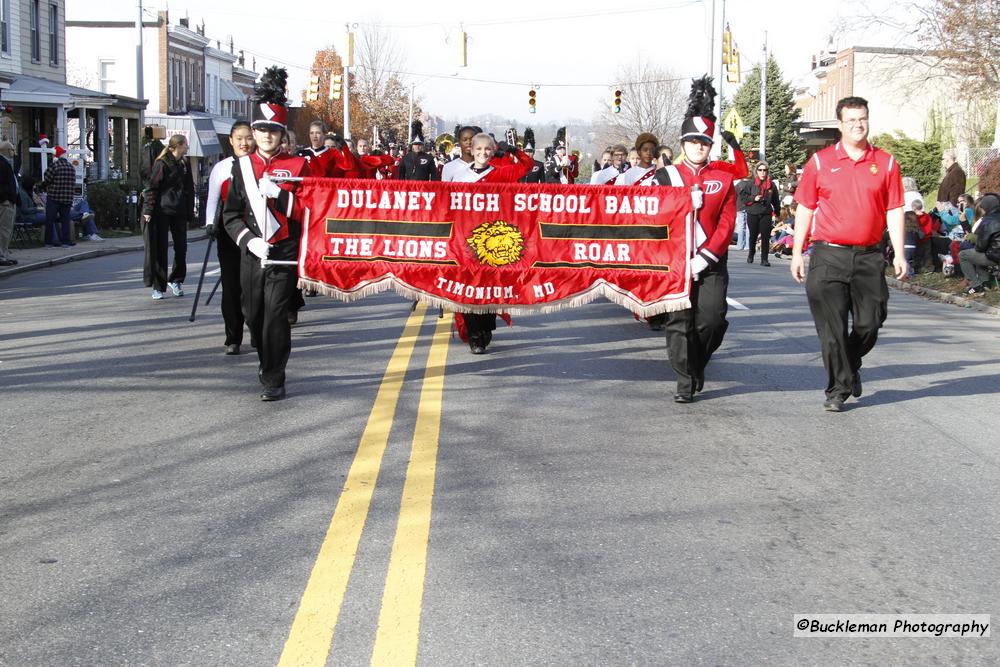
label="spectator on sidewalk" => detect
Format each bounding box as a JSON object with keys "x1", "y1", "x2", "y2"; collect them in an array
[
  {"x1": 958, "y1": 193, "x2": 1000, "y2": 295},
  {"x1": 71, "y1": 196, "x2": 103, "y2": 241},
  {"x1": 39, "y1": 146, "x2": 77, "y2": 248},
  {"x1": 0, "y1": 141, "x2": 18, "y2": 266},
  {"x1": 142, "y1": 134, "x2": 194, "y2": 300},
  {"x1": 902, "y1": 176, "x2": 924, "y2": 212},
  {"x1": 937, "y1": 150, "x2": 966, "y2": 207},
  {"x1": 902, "y1": 211, "x2": 925, "y2": 277},
  {"x1": 911, "y1": 200, "x2": 935, "y2": 272}
]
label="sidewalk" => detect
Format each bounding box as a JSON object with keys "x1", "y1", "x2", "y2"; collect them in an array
[{"x1": 0, "y1": 230, "x2": 207, "y2": 280}]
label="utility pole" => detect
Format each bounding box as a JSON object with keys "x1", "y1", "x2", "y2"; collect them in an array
[
  {"x1": 407, "y1": 83, "x2": 414, "y2": 144},
  {"x1": 712, "y1": 0, "x2": 726, "y2": 158},
  {"x1": 759, "y1": 31, "x2": 768, "y2": 162},
  {"x1": 343, "y1": 26, "x2": 354, "y2": 140},
  {"x1": 136, "y1": 0, "x2": 144, "y2": 127}
]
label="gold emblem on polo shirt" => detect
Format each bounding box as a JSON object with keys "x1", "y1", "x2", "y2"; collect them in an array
[{"x1": 870, "y1": 164, "x2": 878, "y2": 175}]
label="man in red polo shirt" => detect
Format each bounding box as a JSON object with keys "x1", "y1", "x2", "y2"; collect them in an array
[{"x1": 790, "y1": 96, "x2": 907, "y2": 412}]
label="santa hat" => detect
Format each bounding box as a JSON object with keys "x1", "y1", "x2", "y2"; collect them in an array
[
  {"x1": 410, "y1": 120, "x2": 424, "y2": 144},
  {"x1": 54, "y1": 146, "x2": 66, "y2": 158},
  {"x1": 251, "y1": 66, "x2": 289, "y2": 131},
  {"x1": 680, "y1": 75, "x2": 717, "y2": 144},
  {"x1": 523, "y1": 128, "x2": 536, "y2": 151}
]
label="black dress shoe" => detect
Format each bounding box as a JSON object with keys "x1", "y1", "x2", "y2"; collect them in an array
[
  {"x1": 761, "y1": 259, "x2": 771, "y2": 267},
  {"x1": 287, "y1": 310, "x2": 298, "y2": 325},
  {"x1": 260, "y1": 385, "x2": 286, "y2": 401},
  {"x1": 673, "y1": 393, "x2": 694, "y2": 404},
  {"x1": 822, "y1": 397, "x2": 844, "y2": 412},
  {"x1": 851, "y1": 372, "x2": 863, "y2": 398},
  {"x1": 747, "y1": 254, "x2": 755, "y2": 264},
  {"x1": 225, "y1": 343, "x2": 241, "y2": 355},
  {"x1": 695, "y1": 375, "x2": 705, "y2": 393}
]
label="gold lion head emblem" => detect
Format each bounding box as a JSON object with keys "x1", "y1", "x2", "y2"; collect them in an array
[{"x1": 466, "y1": 220, "x2": 524, "y2": 267}]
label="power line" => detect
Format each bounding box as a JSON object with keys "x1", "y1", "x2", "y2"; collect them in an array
[{"x1": 351, "y1": 64, "x2": 698, "y2": 89}]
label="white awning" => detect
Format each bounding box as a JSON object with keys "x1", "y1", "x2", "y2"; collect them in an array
[
  {"x1": 144, "y1": 113, "x2": 222, "y2": 158},
  {"x1": 219, "y1": 79, "x2": 245, "y2": 102}
]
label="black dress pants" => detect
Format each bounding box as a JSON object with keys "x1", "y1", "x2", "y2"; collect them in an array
[
  {"x1": 216, "y1": 229, "x2": 244, "y2": 346},
  {"x1": 465, "y1": 313, "x2": 497, "y2": 346},
  {"x1": 240, "y1": 253, "x2": 297, "y2": 388},
  {"x1": 805, "y1": 244, "x2": 888, "y2": 400},
  {"x1": 746, "y1": 212, "x2": 772, "y2": 262},
  {"x1": 665, "y1": 259, "x2": 730, "y2": 396},
  {"x1": 143, "y1": 214, "x2": 186, "y2": 291}
]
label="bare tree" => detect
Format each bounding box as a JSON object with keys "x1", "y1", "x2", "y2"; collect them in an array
[
  {"x1": 837, "y1": 0, "x2": 1000, "y2": 146},
  {"x1": 352, "y1": 24, "x2": 412, "y2": 146},
  {"x1": 592, "y1": 59, "x2": 687, "y2": 151}
]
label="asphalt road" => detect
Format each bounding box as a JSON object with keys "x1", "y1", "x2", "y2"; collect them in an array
[{"x1": 2, "y1": 241, "x2": 999, "y2": 666}]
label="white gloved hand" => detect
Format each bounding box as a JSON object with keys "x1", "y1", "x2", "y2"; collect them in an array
[
  {"x1": 690, "y1": 254, "x2": 709, "y2": 277},
  {"x1": 247, "y1": 237, "x2": 270, "y2": 259},
  {"x1": 691, "y1": 188, "x2": 704, "y2": 210},
  {"x1": 258, "y1": 177, "x2": 282, "y2": 199}
]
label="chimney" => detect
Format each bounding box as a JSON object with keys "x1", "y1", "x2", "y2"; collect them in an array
[
  {"x1": 811, "y1": 54, "x2": 816, "y2": 71},
  {"x1": 229, "y1": 36, "x2": 234, "y2": 54},
  {"x1": 238, "y1": 50, "x2": 245, "y2": 67},
  {"x1": 179, "y1": 17, "x2": 189, "y2": 28}
]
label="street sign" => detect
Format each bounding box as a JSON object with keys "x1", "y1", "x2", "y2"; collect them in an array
[{"x1": 723, "y1": 108, "x2": 745, "y2": 141}]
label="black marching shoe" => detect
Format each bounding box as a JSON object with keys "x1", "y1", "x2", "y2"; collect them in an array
[
  {"x1": 287, "y1": 310, "x2": 299, "y2": 325},
  {"x1": 851, "y1": 371, "x2": 863, "y2": 398},
  {"x1": 694, "y1": 374, "x2": 705, "y2": 394},
  {"x1": 225, "y1": 343, "x2": 241, "y2": 355},
  {"x1": 260, "y1": 385, "x2": 286, "y2": 401},
  {"x1": 673, "y1": 393, "x2": 694, "y2": 404},
  {"x1": 760, "y1": 255, "x2": 771, "y2": 267},
  {"x1": 747, "y1": 253, "x2": 755, "y2": 264},
  {"x1": 822, "y1": 397, "x2": 844, "y2": 412},
  {"x1": 469, "y1": 335, "x2": 487, "y2": 355}
]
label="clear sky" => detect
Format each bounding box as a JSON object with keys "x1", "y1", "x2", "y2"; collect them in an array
[{"x1": 70, "y1": 1, "x2": 891, "y2": 123}]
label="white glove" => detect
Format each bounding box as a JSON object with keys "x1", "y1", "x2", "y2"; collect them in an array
[
  {"x1": 259, "y1": 177, "x2": 282, "y2": 199},
  {"x1": 690, "y1": 254, "x2": 709, "y2": 277},
  {"x1": 691, "y1": 188, "x2": 704, "y2": 210},
  {"x1": 247, "y1": 237, "x2": 270, "y2": 259}
]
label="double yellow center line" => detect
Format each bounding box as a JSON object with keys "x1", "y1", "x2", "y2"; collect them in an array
[{"x1": 278, "y1": 304, "x2": 452, "y2": 667}]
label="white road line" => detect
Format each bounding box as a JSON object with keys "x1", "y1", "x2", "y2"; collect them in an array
[
  {"x1": 204, "y1": 268, "x2": 221, "y2": 276},
  {"x1": 727, "y1": 297, "x2": 749, "y2": 310}
]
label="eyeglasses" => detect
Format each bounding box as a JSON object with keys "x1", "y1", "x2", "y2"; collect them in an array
[{"x1": 841, "y1": 118, "x2": 869, "y2": 127}]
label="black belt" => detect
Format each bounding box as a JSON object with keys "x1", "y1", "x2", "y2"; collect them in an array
[{"x1": 813, "y1": 240, "x2": 880, "y2": 252}]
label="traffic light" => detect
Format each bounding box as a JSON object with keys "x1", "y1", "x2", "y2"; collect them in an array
[
  {"x1": 330, "y1": 73, "x2": 343, "y2": 100},
  {"x1": 459, "y1": 31, "x2": 468, "y2": 67},
  {"x1": 727, "y1": 49, "x2": 741, "y2": 83},
  {"x1": 723, "y1": 24, "x2": 732, "y2": 65},
  {"x1": 612, "y1": 89, "x2": 622, "y2": 114},
  {"x1": 528, "y1": 88, "x2": 537, "y2": 114},
  {"x1": 306, "y1": 74, "x2": 321, "y2": 102}
]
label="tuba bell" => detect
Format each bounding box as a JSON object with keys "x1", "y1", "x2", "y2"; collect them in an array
[{"x1": 435, "y1": 132, "x2": 455, "y2": 155}]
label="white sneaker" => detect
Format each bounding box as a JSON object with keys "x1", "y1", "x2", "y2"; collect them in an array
[
  {"x1": 87, "y1": 234, "x2": 105, "y2": 242},
  {"x1": 152, "y1": 289, "x2": 164, "y2": 300},
  {"x1": 167, "y1": 281, "x2": 184, "y2": 297}
]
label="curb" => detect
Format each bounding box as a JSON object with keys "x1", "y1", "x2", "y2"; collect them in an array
[
  {"x1": 887, "y1": 277, "x2": 1000, "y2": 317},
  {"x1": 0, "y1": 233, "x2": 209, "y2": 280}
]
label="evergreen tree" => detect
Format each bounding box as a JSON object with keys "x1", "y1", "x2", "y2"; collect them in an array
[{"x1": 732, "y1": 56, "x2": 805, "y2": 168}]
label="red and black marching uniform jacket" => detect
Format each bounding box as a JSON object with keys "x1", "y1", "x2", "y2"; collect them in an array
[
  {"x1": 357, "y1": 153, "x2": 396, "y2": 179},
  {"x1": 298, "y1": 146, "x2": 342, "y2": 178},
  {"x1": 710, "y1": 148, "x2": 749, "y2": 179},
  {"x1": 656, "y1": 159, "x2": 737, "y2": 268},
  {"x1": 223, "y1": 150, "x2": 311, "y2": 262}
]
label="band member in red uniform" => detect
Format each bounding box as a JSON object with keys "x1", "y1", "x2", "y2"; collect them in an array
[
  {"x1": 615, "y1": 133, "x2": 660, "y2": 186},
  {"x1": 355, "y1": 137, "x2": 397, "y2": 179},
  {"x1": 450, "y1": 132, "x2": 533, "y2": 354},
  {"x1": 655, "y1": 76, "x2": 737, "y2": 403},
  {"x1": 205, "y1": 121, "x2": 254, "y2": 355},
  {"x1": 222, "y1": 67, "x2": 311, "y2": 401},
  {"x1": 518, "y1": 128, "x2": 546, "y2": 184},
  {"x1": 298, "y1": 121, "x2": 341, "y2": 177}
]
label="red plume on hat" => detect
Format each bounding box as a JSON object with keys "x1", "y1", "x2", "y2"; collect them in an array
[
  {"x1": 680, "y1": 75, "x2": 717, "y2": 143},
  {"x1": 252, "y1": 66, "x2": 289, "y2": 130}
]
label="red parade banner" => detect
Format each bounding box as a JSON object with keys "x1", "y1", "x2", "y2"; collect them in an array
[{"x1": 296, "y1": 178, "x2": 693, "y2": 317}]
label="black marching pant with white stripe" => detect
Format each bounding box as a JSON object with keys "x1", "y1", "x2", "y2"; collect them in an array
[
  {"x1": 240, "y1": 252, "x2": 297, "y2": 388},
  {"x1": 665, "y1": 258, "x2": 730, "y2": 395},
  {"x1": 805, "y1": 244, "x2": 888, "y2": 400}
]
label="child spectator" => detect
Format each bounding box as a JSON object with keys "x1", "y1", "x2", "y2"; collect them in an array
[
  {"x1": 912, "y1": 200, "x2": 934, "y2": 273},
  {"x1": 903, "y1": 211, "x2": 924, "y2": 277}
]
